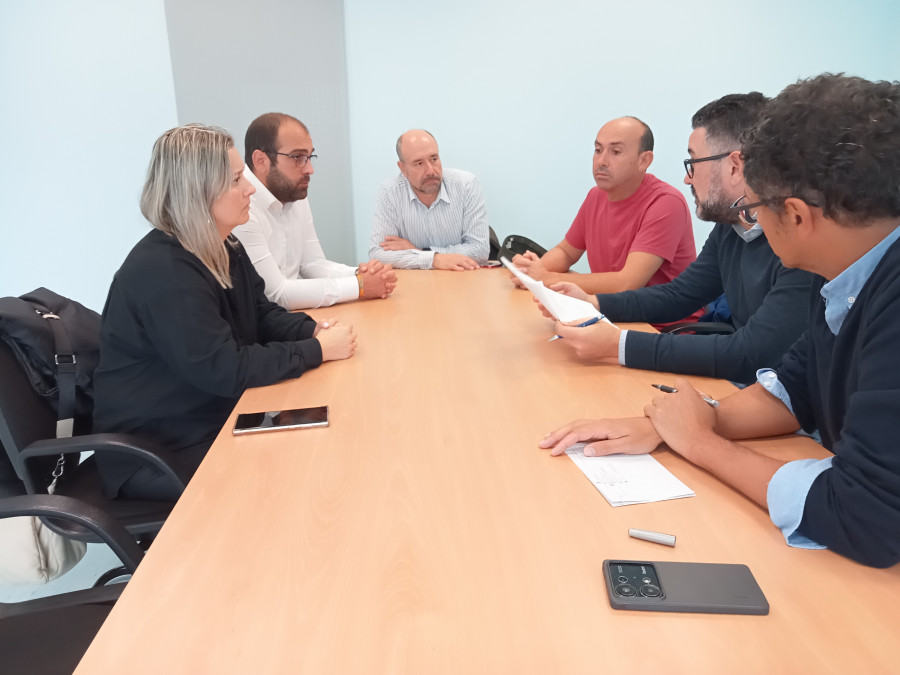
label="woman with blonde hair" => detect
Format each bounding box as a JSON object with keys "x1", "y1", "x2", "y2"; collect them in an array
[{"x1": 93, "y1": 124, "x2": 357, "y2": 500}]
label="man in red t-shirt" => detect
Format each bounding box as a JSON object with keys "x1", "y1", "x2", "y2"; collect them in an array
[{"x1": 511, "y1": 117, "x2": 696, "y2": 296}]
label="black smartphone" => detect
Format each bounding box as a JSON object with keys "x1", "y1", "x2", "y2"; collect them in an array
[
  {"x1": 603, "y1": 560, "x2": 769, "y2": 615},
  {"x1": 232, "y1": 406, "x2": 329, "y2": 435}
]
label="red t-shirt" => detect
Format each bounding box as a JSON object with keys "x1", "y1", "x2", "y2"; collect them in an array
[{"x1": 565, "y1": 174, "x2": 696, "y2": 288}]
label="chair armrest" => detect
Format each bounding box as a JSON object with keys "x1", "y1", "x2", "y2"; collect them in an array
[
  {"x1": 21, "y1": 434, "x2": 192, "y2": 491},
  {"x1": 658, "y1": 321, "x2": 736, "y2": 336},
  {"x1": 0, "y1": 494, "x2": 144, "y2": 573}
]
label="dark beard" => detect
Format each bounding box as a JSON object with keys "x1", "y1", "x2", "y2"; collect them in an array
[
  {"x1": 266, "y1": 165, "x2": 308, "y2": 203},
  {"x1": 692, "y1": 186, "x2": 739, "y2": 225},
  {"x1": 696, "y1": 198, "x2": 738, "y2": 224}
]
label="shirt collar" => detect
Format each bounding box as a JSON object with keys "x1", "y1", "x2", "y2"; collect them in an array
[
  {"x1": 731, "y1": 222, "x2": 765, "y2": 243},
  {"x1": 820, "y1": 225, "x2": 900, "y2": 334},
  {"x1": 404, "y1": 175, "x2": 449, "y2": 208},
  {"x1": 244, "y1": 165, "x2": 283, "y2": 215}
]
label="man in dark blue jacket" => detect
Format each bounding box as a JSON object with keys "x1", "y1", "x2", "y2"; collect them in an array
[{"x1": 542, "y1": 73, "x2": 900, "y2": 568}]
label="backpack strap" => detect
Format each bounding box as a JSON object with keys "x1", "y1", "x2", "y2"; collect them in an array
[{"x1": 31, "y1": 303, "x2": 76, "y2": 438}]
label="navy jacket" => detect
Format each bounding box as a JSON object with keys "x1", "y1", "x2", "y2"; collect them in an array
[
  {"x1": 779, "y1": 238, "x2": 900, "y2": 568},
  {"x1": 596, "y1": 224, "x2": 817, "y2": 383}
]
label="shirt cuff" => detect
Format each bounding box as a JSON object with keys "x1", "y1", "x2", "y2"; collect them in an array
[
  {"x1": 337, "y1": 274, "x2": 361, "y2": 303},
  {"x1": 618, "y1": 329, "x2": 628, "y2": 365},
  {"x1": 756, "y1": 368, "x2": 794, "y2": 415},
  {"x1": 767, "y1": 458, "x2": 833, "y2": 549}
]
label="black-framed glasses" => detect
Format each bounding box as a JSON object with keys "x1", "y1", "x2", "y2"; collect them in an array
[
  {"x1": 730, "y1": 195, "x2": 821, "y2": 226},
  {"x1": 272, "y1": 151, "x2": 317, "y2": 168},
  {"x1": 731, "y1": 196, "x2": 765, "y2": 226},
  {"x1": 683, "y1": 152, "x2": 734, "y2": 178}
]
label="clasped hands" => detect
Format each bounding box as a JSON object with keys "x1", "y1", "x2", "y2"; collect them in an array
[
  {"x1": 508, "y1": 251, "x2": 547, "y2": 287},
  {"x1": 313, "y1": 318, "x2": 358, "y2": 362},
  {"x1": 357, "y1": 259, "x2": 397, "y2": 299},
  {"x1": 539, "y1": 377, "x2": 720, "y2": 465}
]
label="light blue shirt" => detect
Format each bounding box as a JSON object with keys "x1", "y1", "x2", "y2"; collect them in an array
[
  {"x1": 731, "y1": 222, "x2": 764, "y2": 243},
  {"x1": 764, "y1": 225, "x2": 900, "y2": 550},
  {"x1": 368, "y1": 168, "x2": 490, "y2": 269}
]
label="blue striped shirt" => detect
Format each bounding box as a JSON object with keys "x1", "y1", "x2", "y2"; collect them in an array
[{"x1": 369, "y1": 168, "x2": 489, "y2": 269}]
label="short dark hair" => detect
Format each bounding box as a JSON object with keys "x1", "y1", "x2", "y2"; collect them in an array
[
  {"x1": 743, "y1": 73, "x2": 900, "y2": 226},
  {"x1": 691, "y1": 92, "x2": 768, "y2": 152},
  {"x1": 626, "y1": 116, "x2": 654, "y2": 153},
  {"x1": 244, "y1": 113, "x2": 309, "y2": 172}
]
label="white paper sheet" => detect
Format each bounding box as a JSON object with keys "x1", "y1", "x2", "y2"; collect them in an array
[
  {"x1": 501, "y1": 257, "x2": 605, "y2": 324},
  {"x1": 565, "y1": 443, "x2": 695, "y2": 507}
]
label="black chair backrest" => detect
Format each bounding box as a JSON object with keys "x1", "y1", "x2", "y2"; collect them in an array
[
  {"x1": 498, "y1": 234, "x2": 548, "y2": 260},
  {"x1": 488, "y1": 227, "x2": 501, "y2": 260},
  {"x1": 0, "y1": 340, "x2": 58, "y2": 488}
]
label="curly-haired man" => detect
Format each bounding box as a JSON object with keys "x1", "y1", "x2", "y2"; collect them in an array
[{"x1": 541, "y1": 73, "x2": 900, "y2": 568}]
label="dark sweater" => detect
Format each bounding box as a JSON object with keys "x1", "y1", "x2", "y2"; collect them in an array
[
  {"x1": 595, "y1": 224, "x2": 818, "y2": 384},
  {"x1": 778, "y1": 238, "x2": 900, "y2": 568},
  {"x1": 93, "y1": 230, "x2": 322, "y2": 493}
]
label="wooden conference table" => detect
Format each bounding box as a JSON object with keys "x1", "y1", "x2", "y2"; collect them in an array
[{"x1": 78, "y1": 269, "x2": 899, "y2": 673}]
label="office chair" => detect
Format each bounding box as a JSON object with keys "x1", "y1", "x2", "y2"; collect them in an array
[
  {"x1": 498, "y1": 234, "x2": 548, "y2": 260},
  {"x1": 658, "y1": 295, "x2": 736, "y2": 336},
  {"x1": 0, "y1": 493, "x2": 144, "y2": 675},
  {"x1": 0, "y1": 340, "x2": 191, "y2": 546},
  {"x1": 488, "y1": 226, "x2": 501, "y2": 260},
  {"x1": 659, "y1": 322, "x2": 736, "y2": 335}
]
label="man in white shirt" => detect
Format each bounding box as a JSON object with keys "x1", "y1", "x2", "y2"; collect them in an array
[
  {"x1": 234, "y1": 113, "x2": 396, "y2": 309},
  {"x1": 368, "y1": 129, "x2": 489, "y2": 270}
]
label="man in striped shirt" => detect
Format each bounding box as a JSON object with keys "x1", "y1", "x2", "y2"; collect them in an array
[{"x1": 369, "y1": 130, "x2": 490, "y2": 270}]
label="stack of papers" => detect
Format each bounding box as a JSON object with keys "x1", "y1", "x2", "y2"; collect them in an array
[
  {"x1": 565, "y1": 443, "x2": 695, "y2": 507},
  {"x1": 501, "y1": 257, "x2": 611, "y2": 324}
]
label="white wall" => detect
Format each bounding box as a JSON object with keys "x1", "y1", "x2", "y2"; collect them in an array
[
  {"x1": 2, "y1": 0, "x2": 898, "y2": 311},
  {"x1": 344, "y1": 0, "x2": 900, "y2": 268},
  {"x1": 163, "y1": 0, "x2": 356, "y2": 266},
  {"x1": 0, "y1": 1, "x2": 178, "y2": 311}
]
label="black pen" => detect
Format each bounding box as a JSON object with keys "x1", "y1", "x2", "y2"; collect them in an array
[{"x1": 651, "y1": 383, "x2": 719, "y2": 408}]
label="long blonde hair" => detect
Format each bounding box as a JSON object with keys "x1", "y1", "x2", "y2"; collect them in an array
[{"x1": 140, "y1": 124, "x2": 235, "y2": 288}]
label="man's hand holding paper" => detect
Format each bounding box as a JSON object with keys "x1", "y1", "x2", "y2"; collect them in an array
[{"x1": 502, "y1": 257, "x2": 606, "y2": 323}]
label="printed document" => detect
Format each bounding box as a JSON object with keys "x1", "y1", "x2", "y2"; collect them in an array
[
  {"x1": 565, "y1": 443, "x2": 695, "y2": 507},
  {"x1": 501, "y1": 257, "x2": 609, "y2": 324}
]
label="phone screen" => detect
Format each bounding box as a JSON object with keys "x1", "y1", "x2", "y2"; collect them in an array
[{"x1": 233, "y1": 406, "x2": 329, "y2": 435}]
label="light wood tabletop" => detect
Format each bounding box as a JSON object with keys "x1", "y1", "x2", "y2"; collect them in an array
[{"x1": 77, "y1": 269, "x2": 900, "y2": 674}]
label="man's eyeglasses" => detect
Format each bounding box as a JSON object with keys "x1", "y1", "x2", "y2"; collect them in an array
[
  {"x1": 683, "y1": 152, "x2": 734, "y2": 179},
  {"x1": 731, "y1": 195, "x2": 764, "y2": 226},
  {"x1": 730, "y1": 195, "x2": 821, "y2": 227},
  {"x1": 272, "y1": 152, "x2": 317, "y2": 168}
]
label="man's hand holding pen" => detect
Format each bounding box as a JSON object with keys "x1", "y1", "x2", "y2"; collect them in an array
[
  {"x1": 551, "y1": 316, "x2": 620, "y2": 361},
  {"x1": 644, "y1": 377, "x2": 719, "y2": 459}
]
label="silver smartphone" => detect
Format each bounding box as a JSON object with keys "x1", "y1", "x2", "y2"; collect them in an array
[
  {"x1": 233, "y1": 406, "x2": 329, "y2": 435},
  {"x1": 603, "y1": 560, "x2": 769, "y2": 615}
]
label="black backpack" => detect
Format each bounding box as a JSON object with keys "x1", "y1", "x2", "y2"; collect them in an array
[{"x1": 0, "y1": 288, "x2": 101, "y2": 437}]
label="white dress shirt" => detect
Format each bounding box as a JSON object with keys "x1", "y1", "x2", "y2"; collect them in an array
[
  {"x1": 233, "y1": 167, "x2": 358, "y2": 309},
  {"x1": 368, "y1": 168, "x2": 489, "y2": 269}
]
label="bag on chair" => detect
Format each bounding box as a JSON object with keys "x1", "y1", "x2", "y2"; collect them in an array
[
  {"x1": 0, "y1": 288, "x2": 101, "y2": 437},
  {"x1": 0, "y1": 289, "x2": 99, "y2": 585}
]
